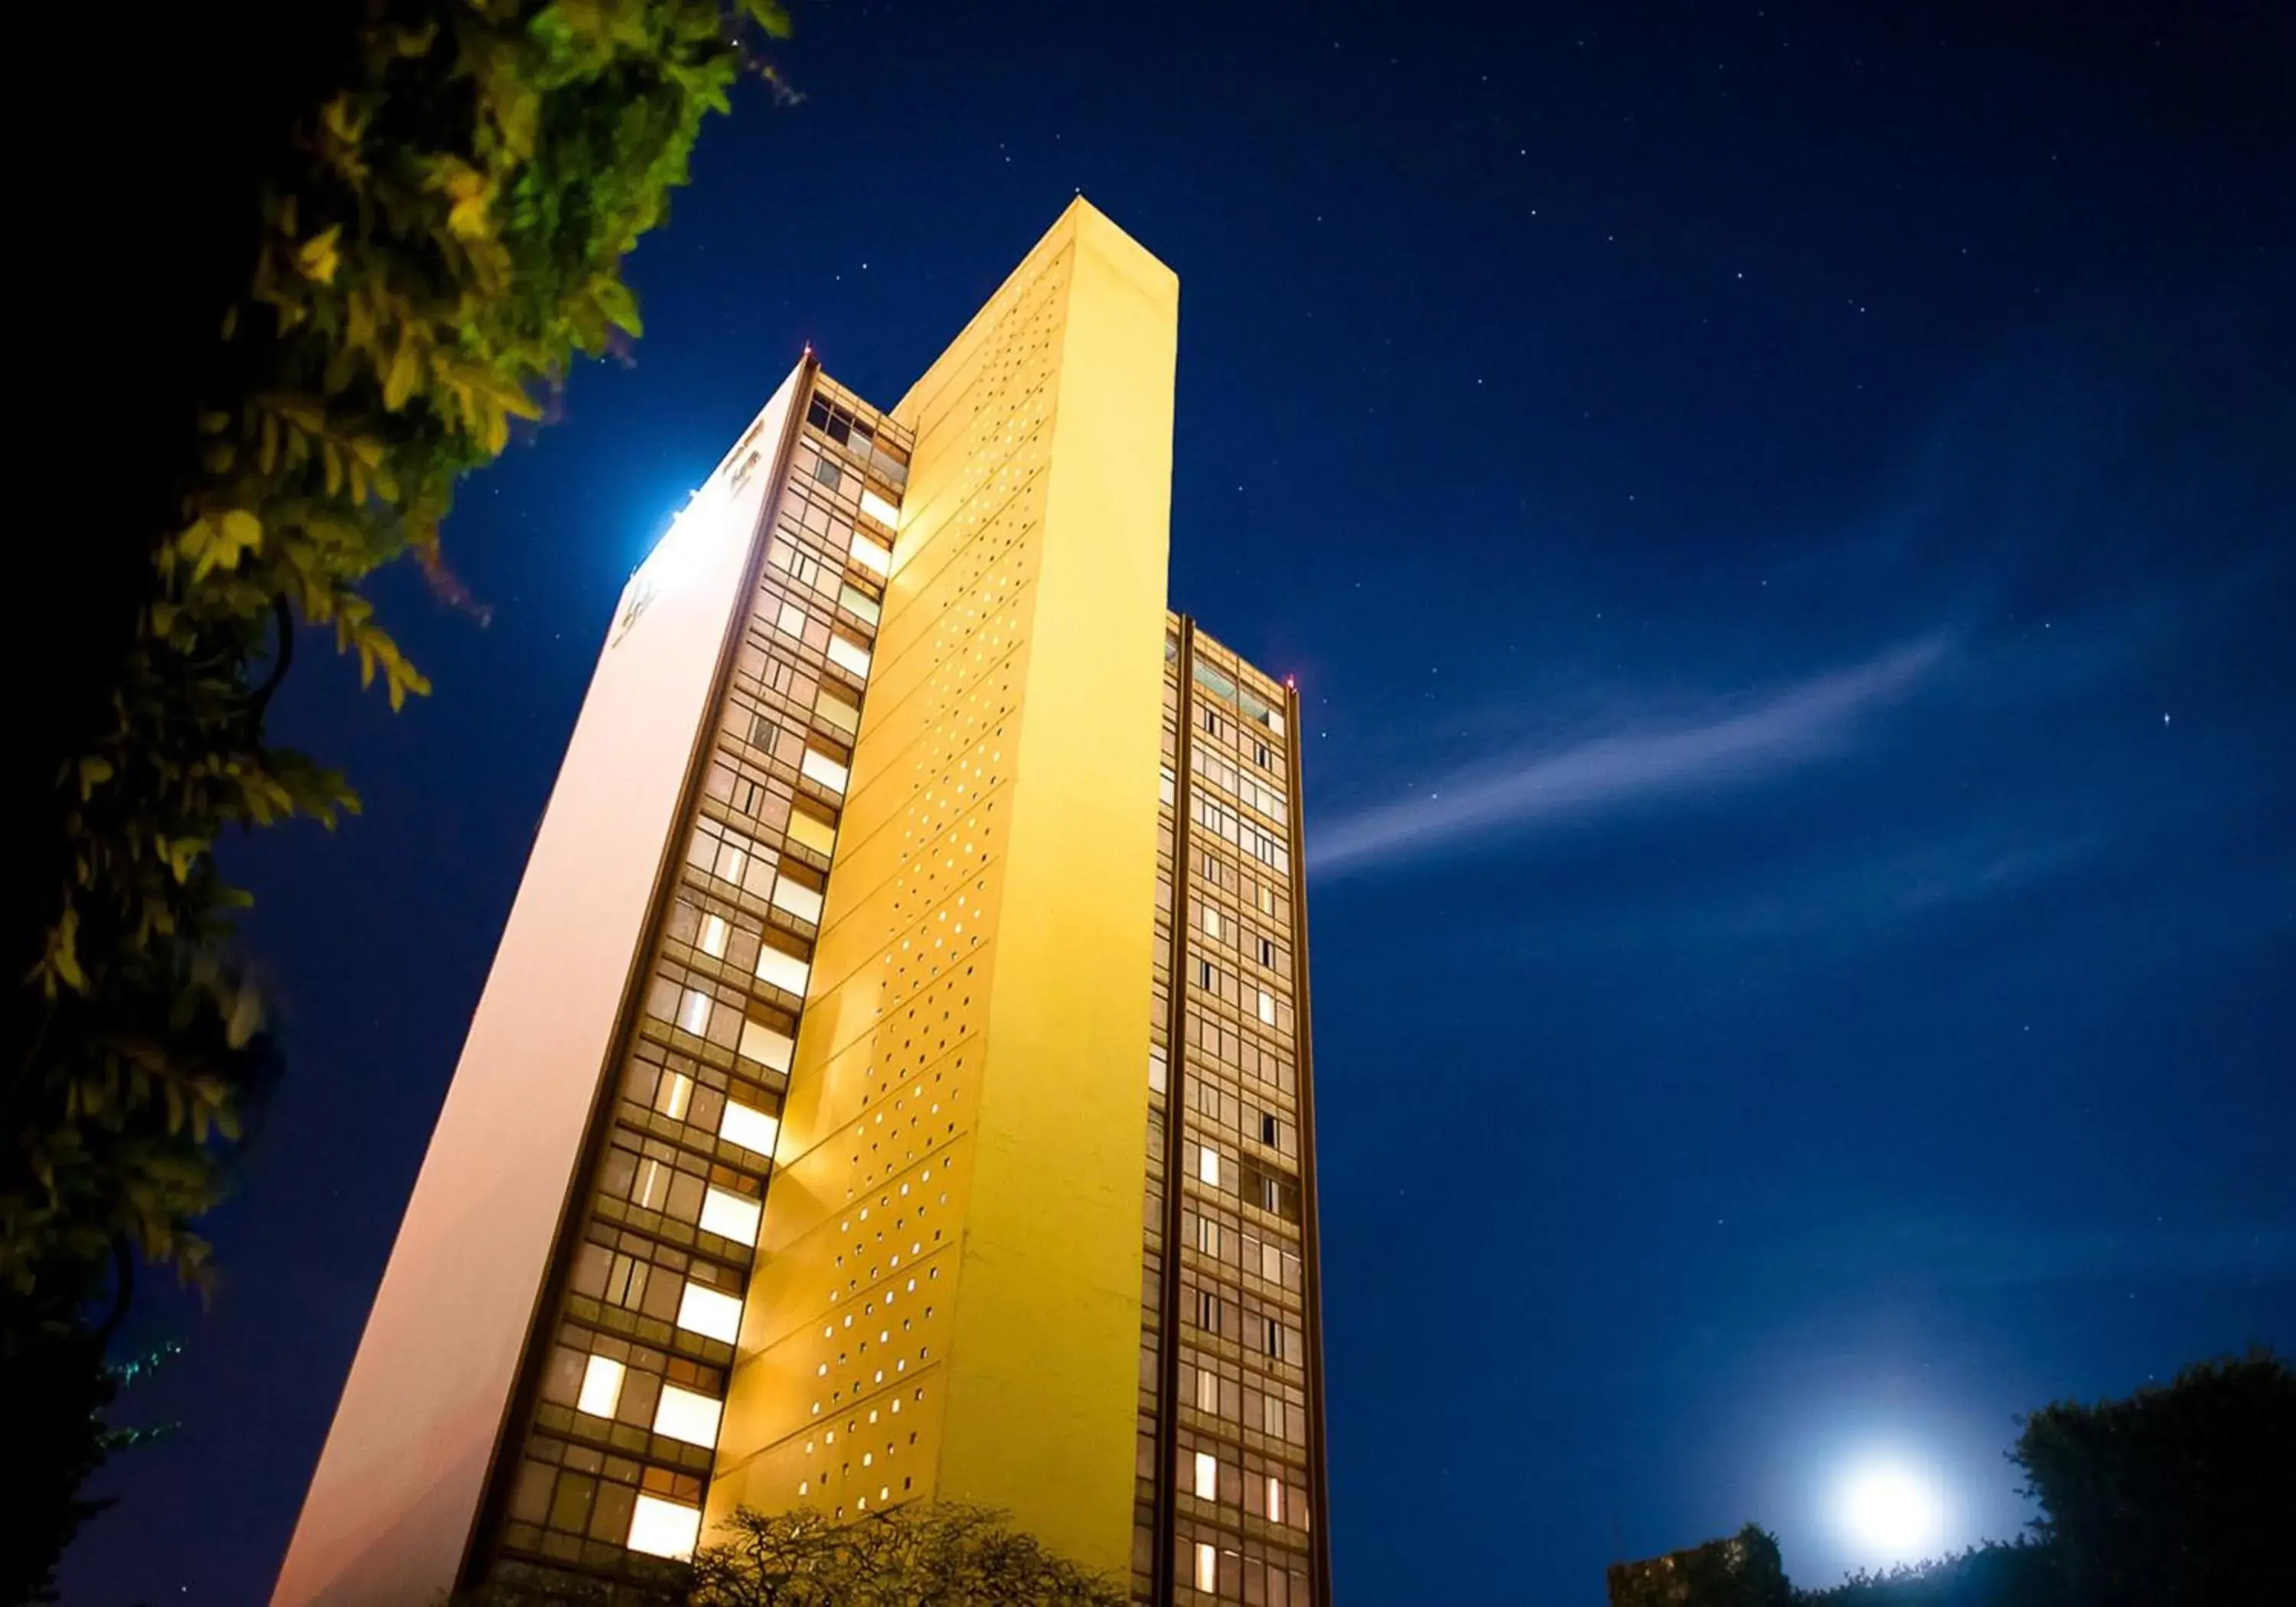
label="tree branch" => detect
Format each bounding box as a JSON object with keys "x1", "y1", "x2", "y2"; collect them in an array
[{"x1": 247, "y1": 593, "x2": 295, "y2": 722}]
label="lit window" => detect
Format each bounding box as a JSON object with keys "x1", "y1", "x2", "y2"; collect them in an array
[
  {"x1": 676, "y1": 1281, "x2": 742, "y2": 1343},
  {"x1": 1195, "y1": 1369, "x2": 1219, "y2": 1413},
  {"x1": 1195, "y1": 1542, "x2": 1218, "y2": 1592},
  {"x1": 653, "y1": 1384, "x2": 723, "y2": 1448},
  {"x1": 1198, "y1": 1147, "x2": 1221, "y2": 1188},
  {"x1": 677, "y1": 989, "x2": 712, "y2": 1036},
  {"x1": 1267, "y1": 1475, "x2": 1284, "y2": 1522},
  {"x1": 628, "y1": 1495, "x2": 702, "y2": 1560},
  {"x1": 801, "y1": 747, "x2": 850, "y2": 794},
  {"x1": 814, "y1": 688, "x2": 861, "y2": 735},
  {"x1": 786, "y1": 809, "x2": 837, "y2": 858},
  {"x1": 633, "y1": 1159, "x2": 670, "y2": 1210},
  {"x1": 1257, "y1": 989, "x2": 1277, "y2": 1025},
  {"x1": 697, "y1": 914, "x2": 729, "y2": 958},
  {"x1": 576, "y1": 1354, "x2": 625, "y2": 1417},
  {"x1": 858, "y1": 487, "x2": 900, "y2": 529},
  {"x1": 776, "y1": 600, "x2": 808, "y2": 638},
  {"x1": 655, "y1": 1071, "x2": 693, "y2": 1122},
  {"x1": 1194, "y1": 1450, "x2": 1218, "y2": 1499},
  {"x1": 1203, "y1": 907, "x2": 1221, "y2": 939},
  {"x1": 739, "y1": 1019, "x2": 795, "y2": 1072},
  {"x1": 700, "y1": 1187, "x2": 762, "y2": 1246},
  {"x1": 721, "y1": 1100, "x2": 780, "y2": 1156},
  {"x1": 827, "y1": 634, "x2": 871, "y2": 678},
  {"x1": 849, "y1": 533, "x2": 891, "y2": 576},
  {"x1": 755, "y1": 944, "x2": 810, "y2": 996},
  {"x1": 771, "y1": 874, "x2": 825, "y2": 924}
]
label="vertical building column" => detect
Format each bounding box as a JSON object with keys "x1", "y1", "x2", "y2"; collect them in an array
[{"x1": 1150, "y1": 617, "x2": 1201, "y2": 1604}]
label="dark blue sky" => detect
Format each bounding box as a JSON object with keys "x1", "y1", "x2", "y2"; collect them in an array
[{"x1": 66, "y1": 2, "x2": 2293, "y2": 1602}]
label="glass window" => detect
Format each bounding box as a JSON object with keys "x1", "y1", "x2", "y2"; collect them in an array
[
  {"x1": 697, "y1": 914, "x2": 730, "y2": 958},
  {"x1": 700, "y1": 1187, "x2": 762, "y2": 1246},
  {"x1": 801, "y1": 747, "x2": 850, "y2": 794},
  {"x1": 849, "y1": 533, "x2": 891, "y2": 577},
  {"x1": 858, "y1": 488, "x2": 900, "y2": 530},
  {"x1": 721, "y1": 1100, "x2": 781, "y2": 1156},
  {"x1": 771, "y1": 873, "x2": 825, "y2": 925},
  {"x1": 1193, "y1": 1450, "x2": 1218, "y2": 1499},
  {"x1": 814, "y1": 687, "x2": 861, "y2": 737},
  {"x1": 577, "y1": 1354, "x2": 625, "y2": 1417},
  {"x1": 676, "y1": 1281, "x2": 742, "y2": 1343},
  {"x1": 677, "y1": 989, "x2": 711, "y2": 1036},
  {"x1": 628, "y1": 1495, "x2": 703, "y2": 1560},
  {"x1": 827, "y1": 634, "x2": 872, "y2": 681},
  {"x1": 653, "y1": 1384, "x2": 724, "y2": 1449},
  {"x1": 739, "y1": 1019, "x2": 795, "y2": 1072},
  {"x1": 787, "y1": 808, "x2": 837, "y2": 857},
  {"x1": 1195, "y1": 1543, "x2": 1218, "y2": 1592},
  {"x1": 1198, "y1": 1147, "x2": 1221, "y2": 1187},
  {"x1": 755, "y1": 943, "x2": 810, "y2": 996}
]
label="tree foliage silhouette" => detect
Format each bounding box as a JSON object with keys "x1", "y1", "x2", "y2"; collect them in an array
[{"x1": 4, "y1": 0, "x2": 790, "y2": 1589}]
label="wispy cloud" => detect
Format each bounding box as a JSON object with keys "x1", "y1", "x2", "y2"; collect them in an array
[{"x1": 1306, "y1": 634, "x2": 1954, "y2": 878}]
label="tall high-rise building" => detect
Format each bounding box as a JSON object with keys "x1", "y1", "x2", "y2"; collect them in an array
[{"x1": 275, "y1": 200, "x2": 1329, "y2": 1607}]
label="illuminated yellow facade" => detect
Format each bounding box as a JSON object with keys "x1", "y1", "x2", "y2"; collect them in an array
[{"x1": 275, "y1": 200, "x2": 1326, "y2": 1607}]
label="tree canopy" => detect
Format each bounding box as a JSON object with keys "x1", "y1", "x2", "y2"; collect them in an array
[
  {"x1": 4, "y1": 1, "x2": 788, "y2": 1593},
  {"x1": 458, "y1": 1505, "x2": 1127, "y2": 1607}
]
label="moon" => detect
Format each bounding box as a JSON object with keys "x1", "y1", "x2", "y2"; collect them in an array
[{"x1": 1835, "y1": 1456, "x2": 1950, "y2": 1559}]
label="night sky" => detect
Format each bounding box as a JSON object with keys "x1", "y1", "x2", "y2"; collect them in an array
[{"x1": 64, "y1": 3, "x2": 2294, "y2": 1602}]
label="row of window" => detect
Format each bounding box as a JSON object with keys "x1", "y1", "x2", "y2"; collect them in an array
[
  {"x1": 1186, "y1": 1005, "x2": 1298, "y2": 1092},
  {"x1": 1184, "y1": 1449, "x2": 1306, "y2": 1527},
  {"x1": 1186, "y1": 1279, "x2": 1306, "y2": 1366},
  {"x1": 1185, "y1": 1356, "x2": 1309, "y2": 1446},
  {"x1": 1197, "y1": 898, "x2": 1287, "y2": 973},
  {"x1": 1188, "y1": 1206, "x2": 1303, "y2": 1294},
  {"x1": 1194, "y1": 745, "x2": 1287, "y2": 820},
  {"x1": 1190, "y1": 792, "x2": 1290, "y2": 875},
  {"x1": 1182, "y1": 1534, "x2": 1312, "y2": 1605},
  {"x1": 1179, "y1": 648, "x2": 1288, "y2": 738}
]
